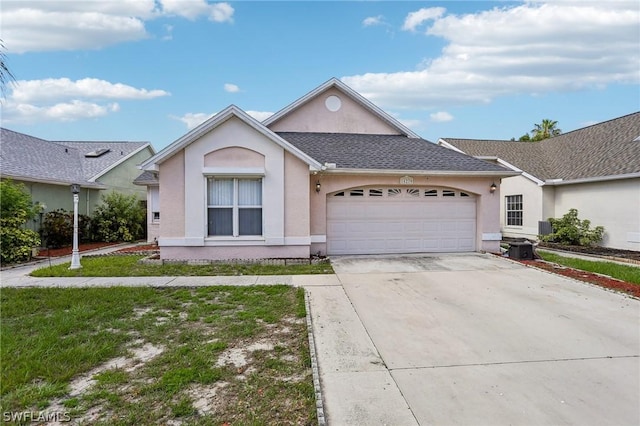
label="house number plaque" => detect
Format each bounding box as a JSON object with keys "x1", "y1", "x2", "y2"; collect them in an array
[{"x1": 400, "y1": 176, "x2": 414, "y2": 185}]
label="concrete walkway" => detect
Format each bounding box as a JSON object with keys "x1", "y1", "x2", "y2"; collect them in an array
[{"x1": 2, "y1": 252, "x2": 638, "y2": 426}]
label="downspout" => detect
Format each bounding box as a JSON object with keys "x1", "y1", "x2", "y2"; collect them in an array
[{"x1": 86, "y1": 188, "x2": 90, "y2": 216}]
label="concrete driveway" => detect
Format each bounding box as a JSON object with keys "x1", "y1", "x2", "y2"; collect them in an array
[{"x1": 307, "y1": 253, "x2": 640, "y2": 425}]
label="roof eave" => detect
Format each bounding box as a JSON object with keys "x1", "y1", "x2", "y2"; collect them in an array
[
  {"x1": 141, "y1": 106, "x2": 322, "y2": 171},
  {"x1": 322, "y1": 168, "x2": 519, "y2": 177},
  {"x1": 543, "y1": 172, "x2": 640, "y2": 186},
  {"x1": 1, "y1": 174, "x2": 106, "y2": 189}
]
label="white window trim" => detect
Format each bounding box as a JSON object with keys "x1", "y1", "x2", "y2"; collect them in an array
[
  {"x1": 505, "y1": 194, "x2": 523, "y2": 227},
  {"x1": 205, "y1": 177, "x2": 264, "y2": 238}
]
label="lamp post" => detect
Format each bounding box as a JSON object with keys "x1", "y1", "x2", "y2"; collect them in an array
[{"x1": 69, "y1": 184, "x2": 82, "y2": 270}]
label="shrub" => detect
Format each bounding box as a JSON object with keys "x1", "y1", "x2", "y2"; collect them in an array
[
  {"x1": 41, "y1": 209, "x2": 93, "y2": 248},
  {"x1": 93, "y1": 192, "x2": 145, "y2": 242},
  {"x1": 539, "y1": 208, "x2": 604, "y2": 246},
  {"x1": 0, "y1": 180, "x2": 41, "y2": 264}
]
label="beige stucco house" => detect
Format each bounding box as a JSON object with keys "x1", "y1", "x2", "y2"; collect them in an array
[
  {"x1": 439, "y1": 112, "x2": 640, "y2": 251},
  {"x1": 139, "y1": 78, "x2": 516, "y2": 260}
]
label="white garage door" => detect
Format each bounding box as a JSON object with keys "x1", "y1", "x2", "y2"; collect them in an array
[{"x1": 327, "y1": 187, "x2": 476, "y2": 255}]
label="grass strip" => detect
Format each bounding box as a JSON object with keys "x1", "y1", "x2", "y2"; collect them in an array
[
  {"x1": 1, "y1": 286, "x2": 316, "y2": 424},
  {"x1": 537, "y1": 251, "x2": 640, "y2": 285},
  {"x1": 30, "y1": 254, "x2": 333, "y2": 277}
]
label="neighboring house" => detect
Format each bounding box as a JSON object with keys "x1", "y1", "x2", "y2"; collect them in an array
[
  {"x1": 138, "y1": 78, "x2": 515, "y2": 260},
  {"x1": 439, "y1": 112, "x2": 640, "y2": 251},
  {"x1": 0, "y1": 127, "x2": 155, "y2": 234}
]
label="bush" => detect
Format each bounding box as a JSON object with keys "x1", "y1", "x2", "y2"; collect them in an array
[
  {"x1": 539, "y1": 208, "x2": 604, "y2": 246},
  {"x1": 93, "y1": 192, "x2": 145, "y2": 242},
  {"x1": 41, "y1": 209, "x2": 93, "y2": 248},
  {"x1": 0, "y1": 180, "x2": 41, "y2": 264}
]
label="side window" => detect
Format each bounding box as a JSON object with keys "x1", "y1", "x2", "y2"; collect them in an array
[{"x1": 505, "y1": 194, "x2": 523, "y2": 226}]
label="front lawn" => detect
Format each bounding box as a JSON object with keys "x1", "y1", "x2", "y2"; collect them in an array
[
  {"x1": 537, "y1": 251, "x2": 640, "y2": 285},
  {"x1": 31, "y1": 255, "x2": 333, "y2": 277},
  {"x1": 1, "y1": 286, "x2": 316, "y2": 425}
]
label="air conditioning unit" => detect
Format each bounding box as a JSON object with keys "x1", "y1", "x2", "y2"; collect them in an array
[{"x1": 509, "y1": 241, "x2": 534, "y2": 260}]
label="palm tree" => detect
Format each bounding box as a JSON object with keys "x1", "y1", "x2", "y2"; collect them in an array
[
  {"x1": 531, "y1": 119, "x2": 562, "y2": 141},
  {"x1": 0, "y1": 39, "x2": 16, "y2": 100}
]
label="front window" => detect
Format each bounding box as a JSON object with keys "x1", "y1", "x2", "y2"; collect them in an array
[
  {"x1": 506, "y1": 194, "x2": 523, "y2": 226},
  {"x1": 207, "y1": 178, "x2": 262, "y2": 236}
]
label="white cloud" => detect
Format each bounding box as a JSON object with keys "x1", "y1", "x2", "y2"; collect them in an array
[
  {"x1": 1, "y1": 1, "x2": 234, "y2": 53},
  {"x1": 430, "y1": 111, "x2": 453, "y2": 122},
  {"x1": 12, "y1": 78, "x2": 169, "y2": 103},
  {"x1": 224, "y1": 83, "x2": 240, "y2": 93},
  {"x1": 5, "y1": 100, "x2": 120, "y2": 123},
  {"x1": 2, "y1": 78, "x2": 168, "y2": 124},
  {"x1": 402, "y1": 7, "x2": 445, "y2": 32},
  {"x1": 344, "y1": 2, "x2": 639, "y2": 110},
  {"x1": 246, "y1": 111, "x2": 273, "y2": 122},
  {"x1": 173, "y1": 112, "x2": 215, "y2": 129},
  {"x1": 173, "y1": 110, "x2": 273, "y2": 130},
  {"x1": 363, "y1": 15, "x2": 384, "y2": 27}
]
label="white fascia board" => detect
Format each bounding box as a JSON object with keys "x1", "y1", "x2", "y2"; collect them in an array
[
  {"x1": 323, "y1": 168, "x2": 519, "y2": 177},
  {"x1": 544, "y1": 172, "x2": 640, "y2": 186},
  {"x1": 89, "y1": 143, "x2": 153, "y2": 182},
  {"x1": 437, "y1": 139, "x2": 467, "y2": 154},
  {"x1": 140, "y1": 105, "x2": 322, "y2": 172},
  {"x1": 263, "y1": 78, "x2": 421, "y2": 138}
]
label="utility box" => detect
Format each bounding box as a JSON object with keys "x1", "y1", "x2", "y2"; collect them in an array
[{"x1": 509, "y1": 241, "x2": 534, "y2": 260}]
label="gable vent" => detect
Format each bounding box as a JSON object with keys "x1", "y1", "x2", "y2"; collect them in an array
[{"x1": 85, "y1": 148, "x2": 111, "y2": 157}]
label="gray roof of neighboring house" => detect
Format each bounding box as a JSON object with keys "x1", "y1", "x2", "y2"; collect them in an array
[
  {"x1": 442, "y1": 112, "x2": 640, "y2": 181},
  {"x1": 277, "y1": 132, "x2": 510, "y2": 173},
  {"x1": 54, "y1": 141, "x2": 150, "y2": 181},
  {"x1": 133, "y1": 170, "x2": 159, "y2": 185},
  {"x1": 0, "y1": 127, "x2": 150, "y2": 187}
]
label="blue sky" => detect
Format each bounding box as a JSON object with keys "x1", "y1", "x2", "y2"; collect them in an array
[{"x1": 2, "y1": 1, "x2": 638, "y2": 151}]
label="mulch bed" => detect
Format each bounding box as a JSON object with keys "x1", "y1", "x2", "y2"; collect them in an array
[
  {"x1": 114, "y1": 244, "x2": 158, "y2": 253},
  {"x1": 517, "y1": 259, "x2": 640, "y2": 298}
]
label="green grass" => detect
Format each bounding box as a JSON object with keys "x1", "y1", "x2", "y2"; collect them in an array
[
  {"x1": 537, "y1": 251, "x2": 640, "y2": 285},
  {"x1": 30, "y1": 254, "x2": 333, "y2": 277},
  {"x1": 1, "y1": 286, "x2": 316, "y2": 425}
]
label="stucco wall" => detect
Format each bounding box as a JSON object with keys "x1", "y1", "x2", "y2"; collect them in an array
[
  {"x1": 97, "y1": 147, "x2": 153, "y2": 201},
  {"x1": 309, "y1": 174, "x2": 502, "y2": 254},
  {"x1": 157, "y1": 116, "x2": 312, "y2": 260},
  {"x1": 159, "y1": 150, "x2": 185, "y2": 238},
  {"x1": 500, "y1": 175, "x2": 543, "y2": 240},
  {"x1": 268, "y1": 87, "x2": 401, "y2": 135},
  {"x1": 552, "y1": 178, "x2": 640, "y2": 250}
]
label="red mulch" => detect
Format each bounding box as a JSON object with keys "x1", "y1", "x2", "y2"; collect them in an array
[
  {"x1": 519, "y1": 259, "x2": 640, "y2": 298},
  {"x1": 114, "y1": 244, "x2": 158, "y2": 253},
  {"x1": 36, "y1": 242, "x2": 119, "y2": 258}
]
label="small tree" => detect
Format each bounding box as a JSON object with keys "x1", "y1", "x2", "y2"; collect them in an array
[
  {"x1": 93, "y1": 192, "x2": 145, "y2": 242},
  {"x1": 540, "y1": 208, "x2": 604, "y2": 246},
  {"x1": 0, "y1": 180, "x2": 41, "y2": 264}
]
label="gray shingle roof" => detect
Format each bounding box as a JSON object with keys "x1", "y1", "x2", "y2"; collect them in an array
[
  {"x1": 443, "y1": 112, "x2": 640, "y2": 181},
  {"x1": 1, "y1": 127, "x2": 150, "y2": 187},
  {"x1": 0, "y1": 127, "x2": 94, "y2": 186},
  {"x1": 54, "y1": 141, "x2": 149, "y2": 181},
  {"x1": 133, "y1": 170, "x2": 158, "y2": 185},
  {"x1": 277, "y1": 132, "x2": 509, "y2": 173}
]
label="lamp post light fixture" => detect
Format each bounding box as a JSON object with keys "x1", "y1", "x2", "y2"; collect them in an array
[{"x1": 69, "y1": 183, "x2": 82, "y2": 270}]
